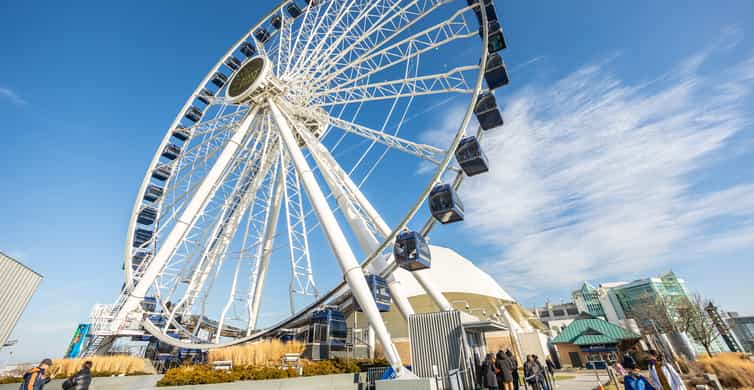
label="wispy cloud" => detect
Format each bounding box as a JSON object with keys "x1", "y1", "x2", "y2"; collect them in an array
[
  {"x1": 0, "y1": 87, "x2": 27, "y2": 106},
  {"x1": 425, "y1": 50, "x2": 754, "y2": 295}
]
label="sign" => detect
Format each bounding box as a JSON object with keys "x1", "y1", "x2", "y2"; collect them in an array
[
  {"x1": 580, "y1": 343, "x2": 617, "y2": 353},
  {"x1": 64, "y1": 324, "x2": 91, "y2": 358}
]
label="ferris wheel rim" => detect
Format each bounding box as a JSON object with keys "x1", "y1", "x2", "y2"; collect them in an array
[{"x1": 121, "y1": 0, "x2": 494, "y2": 347}]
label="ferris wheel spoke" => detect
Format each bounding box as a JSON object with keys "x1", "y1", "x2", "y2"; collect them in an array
[
  {"x1": 282, "y1": 149, "x2": 319, "y2": 314},
  {"x1": 312, "y1": 65, "x2": 478, "y2": 106},
  {"x1": 287, "y1": 0, "x2": 341, "y2": 80},
  {"x1": 322, "y1": 115, "x2": 448, "y2": 166},
  {"x1": 162, "y1": 122, "x2": 277, "y2": 332},
  {"x1": 216, "y1": 152, "x2": 279, "y2": 341},
  {"x1": 290, "y1": 0, "x2": 369, "y2": 79},
  {"x1": 149, "y1": 116, "x2": 265, "y2": 237},
  {"x1": 248, "y1": 145, "x2": 286, "y2": 332},
  {"x1": 310, "y1": 0, "x2": 470, "y2": 90},
  {"x1": 308, "y1": 0, "x2": 452, "y2": 85}
]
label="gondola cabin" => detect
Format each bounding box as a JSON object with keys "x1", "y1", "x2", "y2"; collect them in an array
[
  {"x1": 240, "y1": 42, "x2": 256, "y2": 58},
  {"x1": 467, "y1": 0, "x2": 498, "y2": 24},
  {"x1": 211, "y1": 72, "x2": 228, "y2": 88},
  {"x1": 484, "y1": 53, "x2": 510, "y2": 90},
  {"x1": 254, "y1": 28, "x2": 271, "y2": 43},
  {"x1": 133, "y1": 228, "x2": 153, "y2": 247},
  {"x1": 474, "y1": 92, "x2": 503, "y2": 130},
  {"x1": 152, "y1": 164, "x2": 172, "y2": 181},
  {"x1": 394, "y1": 230, "x2": 431, "y2": 271},
  {"x1": 428, "y1": 184, "x2": 465, "y2": 224},
  {"x1": 137, "y1": 206, "x2": 158, "y2": 225},
  {"x1": 144, "y1": 184, "x2": 164, "y2": 202},
  {"x1": 286, "y1": 3, "x2": 302, "y2": 18},
  {"x1": 309, "y1": 308, "x2": 347, "y2": 358},
  {"x1": 172, "y1": 126, "x2": 191, "y2": 142},
  {"x1": 455, "y1": 136, "x2": 489, "y2": 176},
  {"x1": 141, "y1": 296, "x2": 157, "y2": 312},
  {"x1": 161, "y1": 143, "x2": 181, "y2": 161},
  {"x1": 354, "y1": 274, "x2": 391, "y2": 312},
  {"x1": 480, "y1": 21, "x2": 506, "y2": 53},
  {"x1": 132, "y1": 251, "x2": 152, "y2": 269},
  {"x1": 197, "y1": 88, "x2": 214, "y2": 106},
  {"x1": 224, "y1": 56, "x2": 241, "y2": 71},
  {"x1": 271, "y1": 15, "x2": 283, "y2": 30},
  {"x1": 184, "y1": 106, "x2": 203, "y2": 123}
]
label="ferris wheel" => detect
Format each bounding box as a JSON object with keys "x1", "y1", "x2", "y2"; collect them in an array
[{"x1": 99, "y1": 0, "x2": 509, "y2": 375}]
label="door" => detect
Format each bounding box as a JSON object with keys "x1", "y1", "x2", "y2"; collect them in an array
[{"x1": 569, "y1": 351, "x2": 583, "y2": 368}]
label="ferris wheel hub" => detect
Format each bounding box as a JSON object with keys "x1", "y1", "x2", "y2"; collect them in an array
[{"x1": 226, "y1": 56, "x2": 283, "y2": 104}]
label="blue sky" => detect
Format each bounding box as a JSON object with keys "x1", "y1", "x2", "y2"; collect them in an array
[{"x1": 1, "y1": 0, "x2": 754, "y2": 363}]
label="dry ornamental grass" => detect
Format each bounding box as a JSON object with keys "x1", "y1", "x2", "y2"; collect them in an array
[
  {"x1": 689, "y1": 353, "x2": 754, "y2": 389},
  {"x1": 51, "y1": 355, "x2": 150, "y2": 377},
  {"x1": 208, "y1": 340, "x2": 305, "y2": 367}
]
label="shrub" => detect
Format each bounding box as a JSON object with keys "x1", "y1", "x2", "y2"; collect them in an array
[
  {"x1": 689, "y1": 352, "x2": 754, "y2": 389},
  {"x1": 157, "y1": 358, "x2": 385, "y2": 386},
  {"x1": 0, "y1": 376, "x2": 23, "y2": 384}
]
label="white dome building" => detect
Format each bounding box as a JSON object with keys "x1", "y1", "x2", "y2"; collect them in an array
[{"x1": 345, "y1": 245, "x2": 544, "y2": 362}]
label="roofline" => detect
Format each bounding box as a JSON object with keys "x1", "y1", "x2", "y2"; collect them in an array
[{"x1": 0, "y1": 250, "x2": 43, "y2": 278}]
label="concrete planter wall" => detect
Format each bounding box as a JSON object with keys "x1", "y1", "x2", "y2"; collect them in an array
[{"x1": 1, "y1": 373, "x2": 359, "y2": 390}]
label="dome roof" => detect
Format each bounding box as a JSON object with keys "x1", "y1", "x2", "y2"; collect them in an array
[{"x1": 393, "y1": 245, "x2": 514, "y2": 302}]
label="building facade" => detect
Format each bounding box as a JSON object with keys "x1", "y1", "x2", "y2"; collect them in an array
[
  {"x1": 727, "y1": 314, "x2": 754, "y2": 353},
  {"x1": 534, "y1": 301, "x2": 580, "y2": 336},
  {"x1": 0, "y1": 251, "x2": 43, "y2": 348},
  {"x1": 570, "y1": 272, "x2": 730, "y2": 355}
]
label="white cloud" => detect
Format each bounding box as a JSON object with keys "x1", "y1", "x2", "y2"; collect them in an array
[
  {"x1": 427, "y1": 52, "x2": 754, "y2": 295},
  {"x1": 0, "y1": 87, "x2": 27, "y2": 106}
]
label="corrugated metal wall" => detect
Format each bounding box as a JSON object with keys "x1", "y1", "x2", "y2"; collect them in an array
[
  {"x1": 408, "y1": 311, "x2": 473, "y2": 389},
  {"x1": 0, "y1": 251, "x2": 42, "y2": 347}
]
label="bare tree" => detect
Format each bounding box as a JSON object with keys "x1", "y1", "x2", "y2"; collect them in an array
[
  {"x1": 627, "y1": 292, "x2": 680, "y2": 334},
  {"x1": 678, "y1": 293, "x2": 721, "y2": 357}
]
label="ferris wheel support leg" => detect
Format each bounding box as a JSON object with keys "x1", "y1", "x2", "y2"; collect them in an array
[
  {"x1": 296, "y1": 116, "x2": 452, "y2": 313},
  {"x1": 269, "y1": 99, "x2": 405, "y2": 375},
  {"x1": 113, "y1": 106, "x2": 261, "y2": 330},
  {"x1": 248, "y1": 153, "x2": 286, "y2": 333}
]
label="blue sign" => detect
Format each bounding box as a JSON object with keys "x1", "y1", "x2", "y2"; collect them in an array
[{"x1": 65, "y1": 324, "x2": 91, "y2": 358}]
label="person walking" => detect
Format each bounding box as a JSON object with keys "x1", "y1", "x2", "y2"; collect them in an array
[
  {"x1": 62, "y1": 361, "x2": 93, "y2": 390},
  {"x1": 506, "y1": 349, "x2": 520, "y2": 390},
  {"x1": 19, "y1": 358, "x2": 54, "y2": 390},
  {"x1": 647, "y1": 351, "x2": 686, "y2": 390},
  {"x1": 533, "y1": 355, "x2": 549, "y2": 390},
  {"x1": 544, "y1": 356, "x2": 557, "y2": 385},
  {"x1": 495, "y1": 350, "x2": 514, "y2": 390},
  {"x1": 524, "y1": 355, "x2": 543, "y2": 390},
  {"x1": 624, "y1": 367, "x2": 656, "y2": 390},
  {"x1": 482, "y1": 353, "x2": 499, "y2": 390}
]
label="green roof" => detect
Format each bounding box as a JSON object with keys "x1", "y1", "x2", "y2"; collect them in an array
[{"x1": 551, "y1": 314, "x2": 640, "y2": 345}]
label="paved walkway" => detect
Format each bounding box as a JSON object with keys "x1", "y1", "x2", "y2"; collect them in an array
[{"x1": 550, "y1": 373, "x2": 606, "y2": 390}]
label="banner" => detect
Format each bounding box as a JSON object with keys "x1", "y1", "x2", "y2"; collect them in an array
[{"x1": 65, "y1": 323, "x2": 91, "y2": 358}]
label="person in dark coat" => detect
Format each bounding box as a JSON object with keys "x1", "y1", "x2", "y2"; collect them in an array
[
  {"x1": 19, "y1": 358, "x2": 54, "y2": 390},
  {"x1": 62, "y1": 361, "x2": 93, "y2": 390},
  {"x1": 622, "y1": 352, "x2": 637, "y2": 370},
  {"x1": 505, "y1": 349, "x2": 520, "y2": 390},
  {"x1": 481, "y1": 353, "x2": 499, "y2": 389},
  {"x1": 495, "y1": 351, "x2": 514, "y2": 390},
  {"x1": 524, "y1": 355, "x2": 544, "y2": 390}
]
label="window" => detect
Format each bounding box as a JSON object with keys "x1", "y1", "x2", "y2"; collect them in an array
[
  {"x1": 539, "y1": 311, "x2": 550, "y2": 318},
  {"x1": 553, "y1": 309, "x2": 565, "y2": 316},
  {"x1": 566, "y1": 307, "x2": 579, "y2": 315}
]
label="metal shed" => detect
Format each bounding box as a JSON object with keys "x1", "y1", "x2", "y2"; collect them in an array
[{"x1": 0, "y1": 251, "x2": 42, "y2": 348}]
